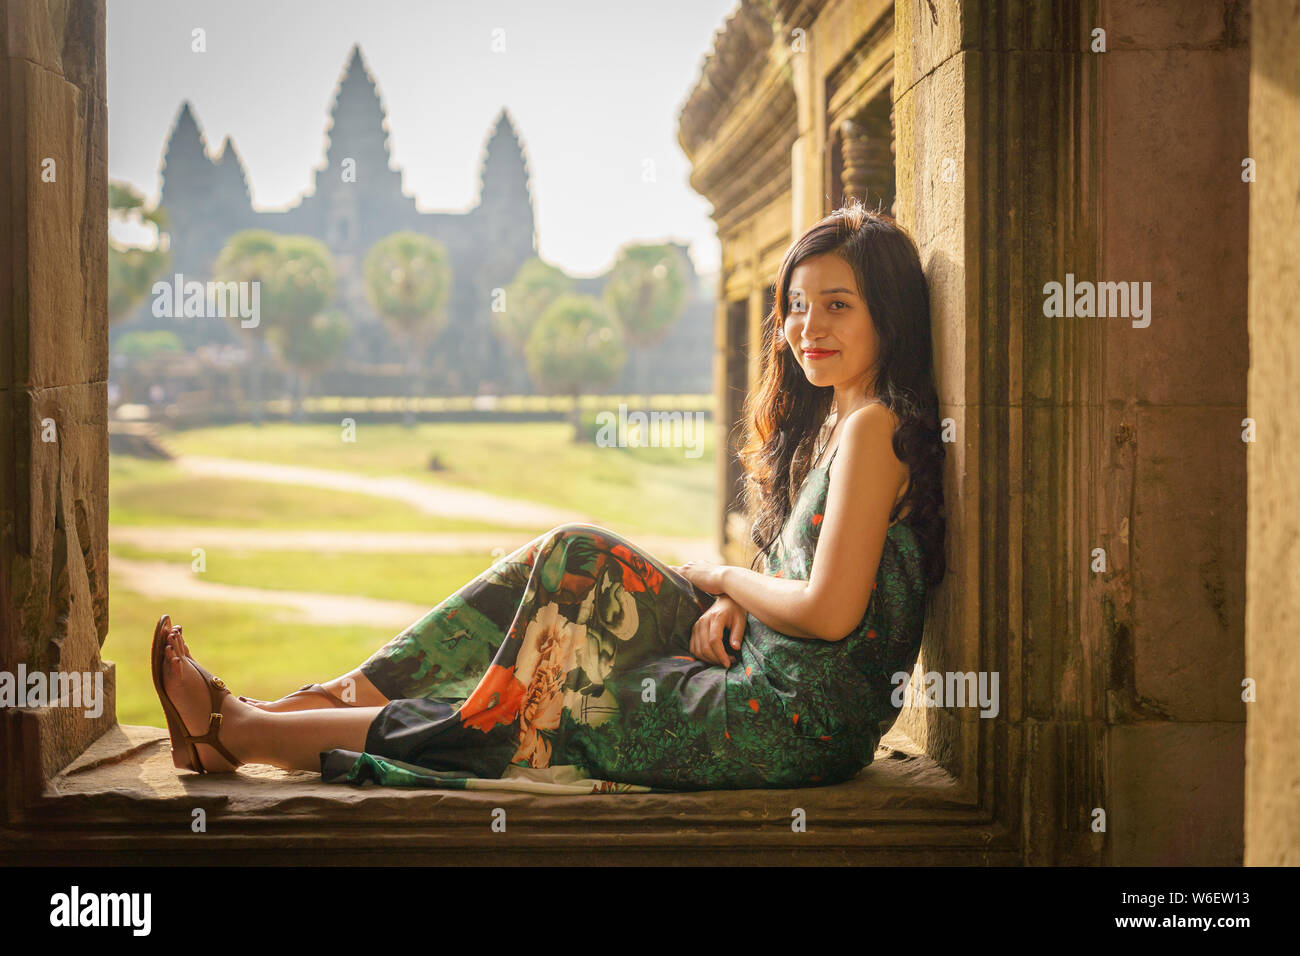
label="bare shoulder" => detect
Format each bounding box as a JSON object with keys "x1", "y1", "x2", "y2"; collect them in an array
[
  {"x1": 837, "y1": 403, "x2": 908, "y2": 481},
  {"x1": 839, "y1": 402, "x2": 902, "y2": 451}
]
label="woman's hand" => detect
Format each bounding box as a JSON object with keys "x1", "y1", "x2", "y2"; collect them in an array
[
  {"x1": 688, "y1": 593, "x2": 747, "y2": 668},
  {"x1": 674, "y1": 559, "x2": 727, "y2": 595}
]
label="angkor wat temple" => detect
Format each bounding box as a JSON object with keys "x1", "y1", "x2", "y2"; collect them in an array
[{"x1": 129, "y1": 44, "x2": 711, "y2": 396}]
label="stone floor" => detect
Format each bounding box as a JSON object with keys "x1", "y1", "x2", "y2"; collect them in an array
[
  {"x1": 47, "y1": 722, "x2": 964, "y2": 817},
  {"x1": 3, "y1": 722, "x2": 985, "y2": 864}
]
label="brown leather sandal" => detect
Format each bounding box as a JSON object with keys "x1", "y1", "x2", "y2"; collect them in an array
[
  {"x1": 238, "y1": 683, "x2": 355, "y2": 709},
  {"x1": 150, "y1": 614, "x2": 243, "y2": 773}
]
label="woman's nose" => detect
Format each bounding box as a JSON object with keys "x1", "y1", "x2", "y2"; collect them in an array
[{"x1": 799, "y1": 305, "x2": 828, "y2": 332}]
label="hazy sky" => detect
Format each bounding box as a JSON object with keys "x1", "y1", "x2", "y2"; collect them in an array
[{"x1": 107, "y1": 0, "x2": 737, "y2": 277}]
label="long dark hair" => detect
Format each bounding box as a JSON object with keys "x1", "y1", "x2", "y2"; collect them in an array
[{"x1": 739, "y1": 202, "x2": 946, "y2": 589}]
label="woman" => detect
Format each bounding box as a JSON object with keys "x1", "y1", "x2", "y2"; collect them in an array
[{"x1": 150, "y1": 202, "x2": 947, "y2": 793}]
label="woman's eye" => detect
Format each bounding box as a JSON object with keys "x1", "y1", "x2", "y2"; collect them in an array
[{"x1": 830, "y1": 300, "x2": 848, "y2": 310}]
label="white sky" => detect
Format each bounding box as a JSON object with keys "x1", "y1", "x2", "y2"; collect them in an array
[{"x1": 107, "y1": 0, "x2": 737, "y2": 277}]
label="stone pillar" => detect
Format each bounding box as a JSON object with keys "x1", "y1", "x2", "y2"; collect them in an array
[
  {"x1": 838, "y1": 103, "x2": 894, "y2": 214},
  {"x1": 0, "y1": 0, "x2": 114, "y2": 819},
  {"x1": 1094, "y1": 0, "x2": 1249, "y2": 868},
  {"x1": 1245, "y1": 0, "x2": 1300, "y2": 867},
  {"x1": 894, "y1": 0, "x2": 1249, "y2": 864}
]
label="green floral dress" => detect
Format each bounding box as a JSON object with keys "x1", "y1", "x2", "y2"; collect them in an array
[{"x1": 320, "y1": 448, "x2": 929, "y2": 793}]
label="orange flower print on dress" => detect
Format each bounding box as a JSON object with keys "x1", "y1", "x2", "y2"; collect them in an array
[
  {"x1": 747, "y1": 699, "x2": 759, "y2": 712},
  {"x1": 460, "y1": 664, "x2": 525, "y2": 733},
  {"x1": 867, "y1": 629, "x2": 878, "y2": 639},
  {"x1": 610, "y1": 544, "x2": 663, "y2": 594},
  {"x1": 512, "y1": 649, "x2": 567, "y2": 767},
  {"x1": 811, "y1": 513, "x2": 823, "y2": 525},
  {"x1": 510, "y1": 601, "x2": 584, "y2": 768}
]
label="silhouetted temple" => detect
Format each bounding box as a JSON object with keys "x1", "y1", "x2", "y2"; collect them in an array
[
  {"x1": 144, "y1": 44, "x2": 711, "y2": 395},
  {"x1": 148, "y1": 45, "x2": 533, "y2": 394}
]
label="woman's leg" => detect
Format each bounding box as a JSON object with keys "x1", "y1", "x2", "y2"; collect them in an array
[
  {"x1": 160, "y1": 624, "x2": 382, "y2": 772},
  {"x1": 239, "y1": 669, "x2": 389, "y2": 712},
  {"x1": 348, "y1": 534, "x2": 558, "y2": 703},
  {"x1": 238, "y1": 538, "x2": 549, "y2": 713}
]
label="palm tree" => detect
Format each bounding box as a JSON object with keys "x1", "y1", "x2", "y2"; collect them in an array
[
  {"x1": 214, "y1": 230, "x2": 282, "y2": 425},
  {"x1": 261, "y1": 236, "x2": 339, "y2": 422},
  {"x1": 524, "y1": 295, "x2": 627, "y2": 442},
  {"x1": 363, "y1": 231, "x2": 452, "y2": 426},
  {"x1": 493, "y1": 257, "x2": 574, "y2": 374},
  {"x1": 601, "y1": 243, "x2": 690, "y2": 407},
  {"x1": 108, "y1": 181, "x2": 171, "y2": 324},
  {"x1": 272, "y1": 310, "x2": 349, "y2": 421}
]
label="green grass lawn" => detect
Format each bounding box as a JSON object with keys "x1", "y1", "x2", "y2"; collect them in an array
[
  {"x1": 110, "y1": 544, "x2": 506, "y2": 606},
  {"x1": 163, "y1": 421, "x2": 716, "y2": 538},
  {"x1": 110, "y1": 456, "x2": 520, "y2": 533},
  {"x1": 108, "y1": 582, "x2": 397, "y2": 728}
]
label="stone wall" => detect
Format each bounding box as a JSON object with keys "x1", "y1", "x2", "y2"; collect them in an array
[
  {"x1": 893, "y1": 0, "x2": 1251, "y2": 864},
  {"x1": 1245, "y1": 0, "x2": 1300, "y2": 867},
  {"x1": 0, "y1": 0, "x2": 114, "y2": 812},
  {"x1": 1095, "y1": 0, "x2": 1250, "y2": 866}
]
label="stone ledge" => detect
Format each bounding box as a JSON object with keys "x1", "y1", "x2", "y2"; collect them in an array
[
  {"x1": 43, "y1": 722, "x2": 969, "y2": 818},
  {"x1": 0, "y1": 721, "x2": 1012, "y2": 863}
]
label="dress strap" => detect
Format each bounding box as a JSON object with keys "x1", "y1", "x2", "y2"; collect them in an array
[{"x1": 823, "y1": 443, "x2": 840, "y2": 473}]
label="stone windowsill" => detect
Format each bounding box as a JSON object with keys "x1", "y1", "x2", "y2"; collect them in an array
[{"x1": 2, "y1": 722, "x2": 1004, "y2": 864}]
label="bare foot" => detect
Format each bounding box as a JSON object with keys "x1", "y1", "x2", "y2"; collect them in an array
[
  {"x1": 238, "y1": 673, "x2": 387, "y2": 712},
  {"x1": 159, "y1": 624, "x2": 245, "y2": 772},
  {"x1": 237, "y1": 695, "x2": 323, "y2": 713}
]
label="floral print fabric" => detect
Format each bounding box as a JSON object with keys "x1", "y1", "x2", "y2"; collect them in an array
[{"x1": 320, "y1": 459, "x2": 929, "y2": 793}]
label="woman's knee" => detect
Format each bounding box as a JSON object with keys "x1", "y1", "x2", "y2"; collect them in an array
[{"x1": 546, "y1": 521, "x2": 603, "y2": 541}]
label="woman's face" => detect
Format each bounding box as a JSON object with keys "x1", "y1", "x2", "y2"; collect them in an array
[{"x1": 784, "y1": 252, "x2": 879, "y2": 394}]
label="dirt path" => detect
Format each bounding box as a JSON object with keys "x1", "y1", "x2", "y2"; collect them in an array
[
  {"x1": 177, "y1": 455, "x2": 589, "y2": 528},
  {"x1": 112, "y1": 557, "x2": 430, "y2": 628},
  {"x1": 111, "y1": 527, "x2": 720, "y2": 564}
]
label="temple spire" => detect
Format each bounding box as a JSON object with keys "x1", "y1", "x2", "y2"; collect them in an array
[
  {"x1": 321, "y1": 43, "x2": 395, "y2": 187},
  {"x1": 477, "y1": 107, "x2": 533, "y2": 212},
  {"x1": 213, "y1": 135, "x2": 252, "y2": 206},
  {"x1": 160, "y1": 101, "x2": 215, "y2": 208}
]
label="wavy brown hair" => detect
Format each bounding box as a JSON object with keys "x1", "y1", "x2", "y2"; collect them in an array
[{"x1": 739, "y1": 202, "x2": 946, "y2": 589}]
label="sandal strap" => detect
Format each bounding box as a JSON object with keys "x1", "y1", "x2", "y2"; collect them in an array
[
  {"x1": 179, "y1": 660, "x2": 242, "y2": 769},
  {"x1": 186, "y1": 712, "x2": 242, "y2": 768},
  {"x1": 285, "y1": 683, "x2": 351, "y2": 707}
]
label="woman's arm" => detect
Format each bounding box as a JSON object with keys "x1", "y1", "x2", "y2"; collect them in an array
[{"x1": 678, "y1": 403, "x2": 908, "y2": 642}]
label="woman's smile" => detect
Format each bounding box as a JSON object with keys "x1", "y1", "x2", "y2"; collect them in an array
[{"x1": 802, "y1": 347, "x2": 839, "y2": 361}]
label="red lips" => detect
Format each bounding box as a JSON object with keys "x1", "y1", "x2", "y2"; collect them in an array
[{"x1": 802, "y1": 348, "x2": 838, "y2": 360}]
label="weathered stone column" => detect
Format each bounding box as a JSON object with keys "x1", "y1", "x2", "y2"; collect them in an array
[
  {"x1": 838, "y1": 105, "x2": 894, "y2": 213},
  {"x1": 0, "y1": 0, "x2": 113, "y2": 819},
  {"x1": 1245, "y1": 0, "x2": 1300, "y2": 867},
  {"x1": 894, "y1": 0, "x2": 1249, "y2": 864}
]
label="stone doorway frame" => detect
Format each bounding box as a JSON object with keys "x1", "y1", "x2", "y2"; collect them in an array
[{"x1": 3, "y1": 0, "x2": 1273, "y2": 865}]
